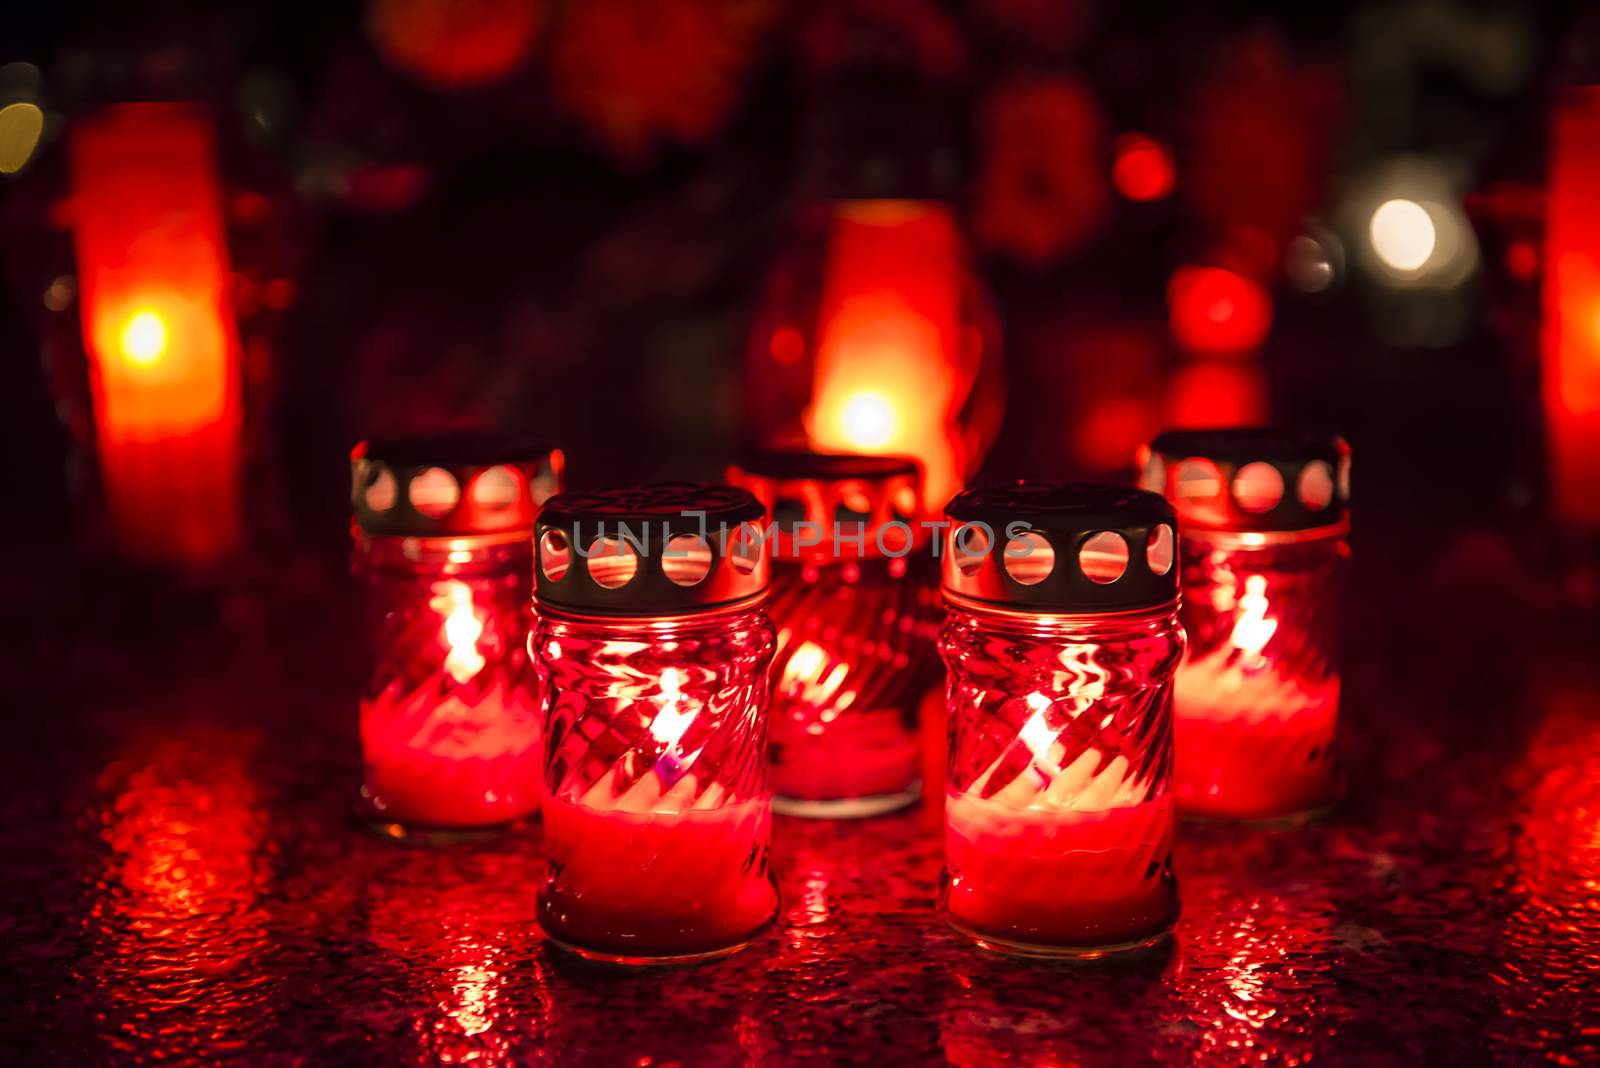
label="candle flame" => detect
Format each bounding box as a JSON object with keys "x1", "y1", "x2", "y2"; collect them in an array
[
  {"x1": 1019, "y1": 691, "x2": 1061, "y2": 768},
  {"x1": 835, "y1": 388, "x2": 898, "y2": 449},
  {"x1": 430, "y1": 579, "x2": 486, "y2": 685},
  {"x1": 778, "y1": 639, "x2": 851, "y2": 722},
  {"x1": 649, "y1": 667, "x2": 697, "y2": 751},
  {"x1": 119, "y1": 308, "x2": 168, "y2": 366},
  {"x1": 1229, "y1": 574, "x2": 1278, "y2": 662}
]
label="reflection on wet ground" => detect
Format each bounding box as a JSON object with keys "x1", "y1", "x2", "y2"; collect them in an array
[{"x1": 2, "y1": 559, "x2": 1596, "y2": 1064}]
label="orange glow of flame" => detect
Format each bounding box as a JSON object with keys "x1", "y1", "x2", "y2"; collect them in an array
[
  {"x1": 119, "y1": 308, "x2": 169, "y2": 366},
  {"x1": 1229, "y1": 574, "x2": 1278, "y2": 661},
  {"x1": 806, "y1": 201, "x2": 967, "y2": 513},
  {"x1": 431, "y1": 579, "x2": 486, "y2": 685},
  {"x1": 649, "y1": 667, "x2": 697, "y2": 751},
  {"x1": 778, "y1": 639, "x2": 851, "y2": 725},
  {"x1": 1018, "y1": 691, "x2": 1061, "y2": 769}
]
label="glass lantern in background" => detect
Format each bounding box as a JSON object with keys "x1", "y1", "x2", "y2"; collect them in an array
[
  {"x1": 532, "y1": 484, "x2": 779, "y2": 964},
  {"x1": 68, "y1": 104, "x2": 244, "y2": 566},
  {"x1": 938, "y1": 484, "x2": 1183, "y2": 958},
  {"x1": 1140, "y1": 428, "x2": 1350, "y2": 822},
  {"x1": 728, "y1": 452, "x2": 940, "y2": 817},
  {"x1": 350, "y1": 433, "x2": 562, "y2": 839},
  {"x1": 743, "y1": 196, "x2": 1004, "y2": 518}
]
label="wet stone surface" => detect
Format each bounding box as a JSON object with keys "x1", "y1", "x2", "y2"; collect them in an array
[{"x1": 0, "y1": 544, "x2": 1596, "y2": 1065}]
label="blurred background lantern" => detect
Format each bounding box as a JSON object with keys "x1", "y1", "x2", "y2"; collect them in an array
[
  {"x1": 67, "y1": 104, "x2": 244, "y2": 567},
  {"x1": 743, "y1": 68, "x2": 1002, "y2": 518},
  {"x1": 1543, "y1": 85, "x2": 1600, "y2": 529}
]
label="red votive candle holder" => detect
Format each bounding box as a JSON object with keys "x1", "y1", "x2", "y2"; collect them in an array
[
  {"x1": 1140, "y1": 428, "x2": 1350, "y2": 822},
  {"x1": 532, "y1": 484, "x2": 779, "y2": 964},
  {"x1": 938, "y1": 483, "x2": 1183, "y2": 958},
  {"x1": 728, "y1": 452, "x2": 939, "y2": 817},
  {"x1": 351, "y1": 434, "x2": 562, "y2": 839}
]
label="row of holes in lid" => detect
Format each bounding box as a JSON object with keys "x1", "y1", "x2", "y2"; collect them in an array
[
  {"x1": 770, "y1": 481, "x2": 921, "y2": 525},
  {"x1": 363, "y1": 465, "x2": 527, "y2": 517},
  {"x1": 1152, "y1": 457, "x2": 1343, "y2": 514},
  {"x1": 538, "y1": 527, "x2": 761, "y2": 589},
  {"x1": 951, "y1": 524, "x2": 1175, "y2": 586}
]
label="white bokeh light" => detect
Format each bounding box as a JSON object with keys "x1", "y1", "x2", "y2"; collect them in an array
[{"x1": 1369, "y1": 199, "x2": 1437, "y2": 273}]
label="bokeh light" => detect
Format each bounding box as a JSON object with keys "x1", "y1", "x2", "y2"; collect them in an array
[
  {"x1": 1369, "y1": 198, "x2": 1436, "y2": 273},
  {"x1": 769, "y1": 326, "x2": 805, "y2": 365},
  {"x1": 120, "y1": 310, "x2": 169, "y2": 366},
  {"x1": 837, "y1": 389, "x2": 897, "y2": 450},
  {"x1": 1169, "y1": 362, "x2": 1268, "y2": 427},
  {"x1": 1167, "y1": 266, "x2": 1273, "y2": 354},
  {"x1": 0, "y1": 101, "x2": 44, "y2": 174},
  {"x1": 1505, "y1": 240, "x2": 1538, "y2": 282},
  {"x1": 1112, "y1": 133, "x2": 1176, "y2": 201},
  {"x1": 1285, "y1": 233, "x2": 1337, "y2": 293}
]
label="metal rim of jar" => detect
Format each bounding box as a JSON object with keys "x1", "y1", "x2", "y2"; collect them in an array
[
  {"x1": 941, "y1": 588, "x2": 1182, "y2": 624},
  {"x1": 1177, "y1": 517, "x2": 1350, "y2": 550},
  {"x1": 531, "y1": 590, "x2": 772, "y2": 626}
]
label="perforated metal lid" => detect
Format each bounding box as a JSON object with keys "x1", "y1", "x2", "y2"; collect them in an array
[
  {"x1": 534, "y1": 483, "x2": 770, "y2": 617},
  {"x1": 727, "y1": 451, "x2": 922, "y2": 562},
  {"x1": 1140, "y1": 427, "x2": 1350, "y2": 533},
  {"x1": 943, "y1": 482, "x2": 1179, "y2": 613},
  {"x1": 351, "y1": 432, "x2": 562, "y2": 538}
]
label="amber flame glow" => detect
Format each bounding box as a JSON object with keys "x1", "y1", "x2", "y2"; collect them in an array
[
  {"x1": 119, "y1": 309, "x2": 169, "y2": 367},
  {"x1": 649, "y1": 668, "x2": 697, "y2": 751},
  {"x1": 777, "y1": 639, "x2": 851, "y2": 724},
  {"x1": 431, "y1": 579, "x2": 486, "y2": 685},
  {"x1": 1228, "y1": 575, "x2": 1278, "y2": 663}
]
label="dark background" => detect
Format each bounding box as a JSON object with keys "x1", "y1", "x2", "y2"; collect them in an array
[{"x1": 0, "y1": 0, "x2": 1590, "y2": 564}]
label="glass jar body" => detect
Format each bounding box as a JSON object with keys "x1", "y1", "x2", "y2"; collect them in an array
[
  {"x1": 356, "y1": 533, "x2": 543, "y2": 833},
  {"x1": 534, "y1": 605, "x2": 779, "y2": 963},
  {"x1": 1172, "y1": 526, "x2": 1347, "y2": 821},
  {"x1": 767, "y1": 555, "x2": 939, "y2": 817},
  {"x1": 938, "y1": 600, "x2": 1183, "y2": 957}
]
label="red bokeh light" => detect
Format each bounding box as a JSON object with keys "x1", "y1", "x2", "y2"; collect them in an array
[
  {"x1": 1075, "y1": 396, "x2": 1159, "y2": 473},
  {"x1": 368, "y1": 0, "x2": 542, "y2": 90},
  {"x1": 769, "y1": 325, "x2": 805, "y2": 365},
  {"x1": 1112, "y1": 134, "x2": 1175, "y2": 201},
  {"x1": 1167, "y1": 265, "x2": 1273, "y2": 354},
  {"x1": 1168, "y1": 362, "x2": 1267, "y2": 427},
  {"x1": 1505, "y1": 240, "x2": 1538, "y2": 282}
]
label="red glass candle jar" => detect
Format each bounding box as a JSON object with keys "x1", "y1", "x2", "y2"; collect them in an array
[
  {"x1": 728, "y1": 452, "x2": 939, "y2": 817},
  {"x1": 532, "y1": 484, "x2": 779, "y2": 964},
  {"x1": 938, "y1": 483, "x2": 1183, "y2": 958},
  {"x1": 1140, "y1": 428, "x2": 1350, "y2": 821},
  {"x1": 351, "y1": 434, "x2": 562, "y2": 838}
]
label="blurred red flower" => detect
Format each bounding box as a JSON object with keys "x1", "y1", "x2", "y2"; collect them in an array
[
  {"x1": 552, "y1": 0, "x2": 776, "y2": 163},
  {"x1": 1185, "y1": 30, "x2": 1344, "y2": 263},
  {"x1": 795, "y1": 0, "x2": 966, "y2": 82},
  {"x1": 973, "y1": 74, "x2": 1110, "y2": 268},
  {"x1": 979, "y1": 0, "x2": 1093, "y2": 57},
  {"x1": 368, "y1": 0, "x2": 543, "y2": 89}
]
